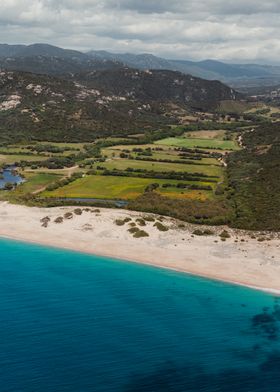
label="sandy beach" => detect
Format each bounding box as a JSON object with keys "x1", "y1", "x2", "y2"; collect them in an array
[{"x1": 0, "y1": 201, "x2": 279, "y2": 293}]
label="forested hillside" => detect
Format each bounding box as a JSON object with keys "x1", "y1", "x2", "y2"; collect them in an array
[
  {"x1": 0, "y1": 69, "x2": 239, "y2": 143},
  {"x1": 228, "y1": 123, "x2": 280, "y2": 230}
]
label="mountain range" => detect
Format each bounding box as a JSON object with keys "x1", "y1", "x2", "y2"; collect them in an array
[{"x1": 1, "y1": 43, "x2": 280, "y2": 87}]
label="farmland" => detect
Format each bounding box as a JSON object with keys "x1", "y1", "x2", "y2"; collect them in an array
[
  {"x1": 154, "y1": 136, "x2": 239, "y2": 150},
  {"x1": 0, "y1": 130, "x2": 231, "y2": 202},
  {"x1": 42, "y1": 175, "x2": 214, "y2": 201},
  {"x1": 93, "y1": 158, "x2": 222, "y2": 177},
  {"x1": 0, "y1": 125, "x2": 241, "y2": 224}
]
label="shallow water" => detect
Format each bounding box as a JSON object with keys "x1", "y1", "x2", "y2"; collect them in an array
[
  {"x1": 0, "y1": 167, "x2": 23, "y2": 189},
  {"x1": 0, "y1": 238, "x2": 280, "y2": 391},
  {"x1": 57, "y1": 197, "x2": 128, "y2": 207}
]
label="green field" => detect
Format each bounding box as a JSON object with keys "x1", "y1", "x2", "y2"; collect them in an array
[
  {"x1": 15, "y1": 173, "x2": 62, "y2": 194},
  {"x1": 1, "y1": 130, "x2": 226, "y2": 204},
  {"x1": 0, "y1": 154, "x2": 46, "y2": 165},
  {"x1": 95, "y1": 158, "x2": 222, "y2": 177},
  {"x1": 155, "y1": 137, "x2": 239, "y2": 150},
  {"x1": 43, "y1": 175, "x2": 214, "y2": 200}
]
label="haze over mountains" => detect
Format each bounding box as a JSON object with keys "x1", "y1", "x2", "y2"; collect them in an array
[{"x1": 1, "y1": 43, "x2": 280, "y2": 88}]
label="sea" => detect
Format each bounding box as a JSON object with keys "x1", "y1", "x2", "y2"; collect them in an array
[{"x1": 0, "y1": 238, "x2": 280, "y2": 391}]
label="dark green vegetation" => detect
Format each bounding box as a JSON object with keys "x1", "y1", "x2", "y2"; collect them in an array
[
  {"x1": 228, "y1": 123, "x2": 280, "y2": 230},
  {"x1": 128, "y1": 192, "x2": 232, "y2": 225},
  {"x1": 0, "y1": 67, "x2": 239, "y2": 143}
]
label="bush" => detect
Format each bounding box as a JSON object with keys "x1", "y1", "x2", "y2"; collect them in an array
[
  {"x1": 54, "y1": 216, "x2": 63, "y2": 224},
  {"x1": 115, "y1": 217, "x2": 131, "y2": 226},
  {"x1": 154, "y1": 222, "x2": 169, "y2": 232},
  {"x1": 40, "y1": 216, "x2": 50, "y2": 228},
  {"x1": 64, "y1": 212, "x2": 73, "y2": 219},
  {"x1": 193, "y1": 229, "x2": 214, "y2": 236},
  {"x1": 192, "y1": 229, "x2": 204, "y2": 236},
  {"x1": 128, "y1": 227, "x2": 139, "y2": 234},
  {"x1": 219, "y1": 230, "x2": 231, "y2": 239},
  {"x1": 143, "y1": 215, "x2": 155, "y2": 222},
  {"x1": 115, "y1": 219, "x2": 125, "y2": 226},
  {"x1": 204, "y1": 229, "x2": 214, "y2": 235},
  {"x1": 133, "y1": 230, "x2": 149, "y2": 238},
  {"x1": 136, "y1": 218, "x2": 146, "y2": 226}
]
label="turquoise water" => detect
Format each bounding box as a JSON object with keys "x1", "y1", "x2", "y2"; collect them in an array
[{"x1": 1, "y1": 238, "x2": 280, "y2": 391}]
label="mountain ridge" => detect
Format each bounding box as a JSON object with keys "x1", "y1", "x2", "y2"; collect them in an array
[
  {"x1": 1, "y1": 43, "x2": 280, "y2": 87},
  {"x1": 0, "y1": 67, "x2": 240, "y2": 143}
]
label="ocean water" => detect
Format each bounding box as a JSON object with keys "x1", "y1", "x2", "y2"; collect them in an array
[{"x1": 0, "y1": 239, "x2": 280, "y2": 391}]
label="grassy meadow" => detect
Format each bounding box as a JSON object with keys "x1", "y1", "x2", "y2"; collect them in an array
[
  {"x1": 42, "y1": 174, "x2": 215, "y2": 200},
  {"x1": 154, "y1": 136, "x2": 239, "y2": 150}
]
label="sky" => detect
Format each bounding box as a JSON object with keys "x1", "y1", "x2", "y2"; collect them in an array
[{"x1": 1, "y1": 0, "x2": 280, "y2": 63}]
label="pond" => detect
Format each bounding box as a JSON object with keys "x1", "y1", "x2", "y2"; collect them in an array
[
  {"x1": 55, "y1": 197, "x2": 128, "y2": 208},
  {"x1": 0, "y1": 166, "x2": 24, "y2": 190}
]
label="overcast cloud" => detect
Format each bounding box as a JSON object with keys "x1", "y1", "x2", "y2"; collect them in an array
[{"x1": 1, "y1": 0, "x2": 280, "y2": 63}]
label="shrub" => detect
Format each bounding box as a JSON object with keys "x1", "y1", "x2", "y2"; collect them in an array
[
  {"x1": 54, "y1": 216, "x2": 63, "y2": 224},
  {"x1": 115, "y1": 217, "x2": 131, "y2": 226},
  {"x1": 128, "y1": 227, "x2": 139, "y2": 234},
  {"x1": 133, "y1": 230, "x2": 149, "y2": 238},
  {"x1": 115, "y1": 219, "x2": 125, "y2": 226},
  {"x1": 203, "y1": 229, "x2": 214, "y2": 235},
  {"x1": 154, "y1": 222, "x2": 169, "y2": 232},
  {"x1": 192, "y1": 229, "x2": 214, "y2": 236},
  {"x1": 192, "y1": 229, "x2": 204, "y2": 236},
  {"x1": 64, "y1": 212, "x2": 73, "y2": 219},
  {"x1": 219, "y1": 230, "x2": 231, "y2": 239},
  {"x1": 40, "y1": 216, "x2": 50, "y2": 223},
  {"x1": 215, "y1": 184, "x2": 225, "y2": 195},
  {"x1": 136, "y1": 218, "x2": 146, "y2": 226},
  {"x1": 40, "y1": 216, "x2": 50, "y2": 228},
  {"x1": 143, "y1": 215, "x2": 155, "y2": 222}
]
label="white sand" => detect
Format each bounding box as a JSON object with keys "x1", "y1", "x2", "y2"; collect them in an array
[{"x1": 0, "y1": 202, "x2": 279, "y2": 294}]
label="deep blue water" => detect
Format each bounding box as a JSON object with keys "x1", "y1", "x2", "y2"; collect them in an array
[
  {"x1": 0, "y1": 167, "x2": 23, "y2": 189},
  {"x1": 1, "y1": 238, "x2": 280, "y2": 391}
]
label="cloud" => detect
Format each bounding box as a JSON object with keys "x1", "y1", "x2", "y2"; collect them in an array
[{"x1": 0, "y1": 0, "x2": 280, "y2": 63}]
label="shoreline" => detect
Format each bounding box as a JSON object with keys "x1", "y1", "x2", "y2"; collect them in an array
[
  {"x1": 1, "y1": 232, "x2": 280, "y2": 296},
  {"x1": 0, "y1": 202, "x2": 280, "y2": 295}
]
